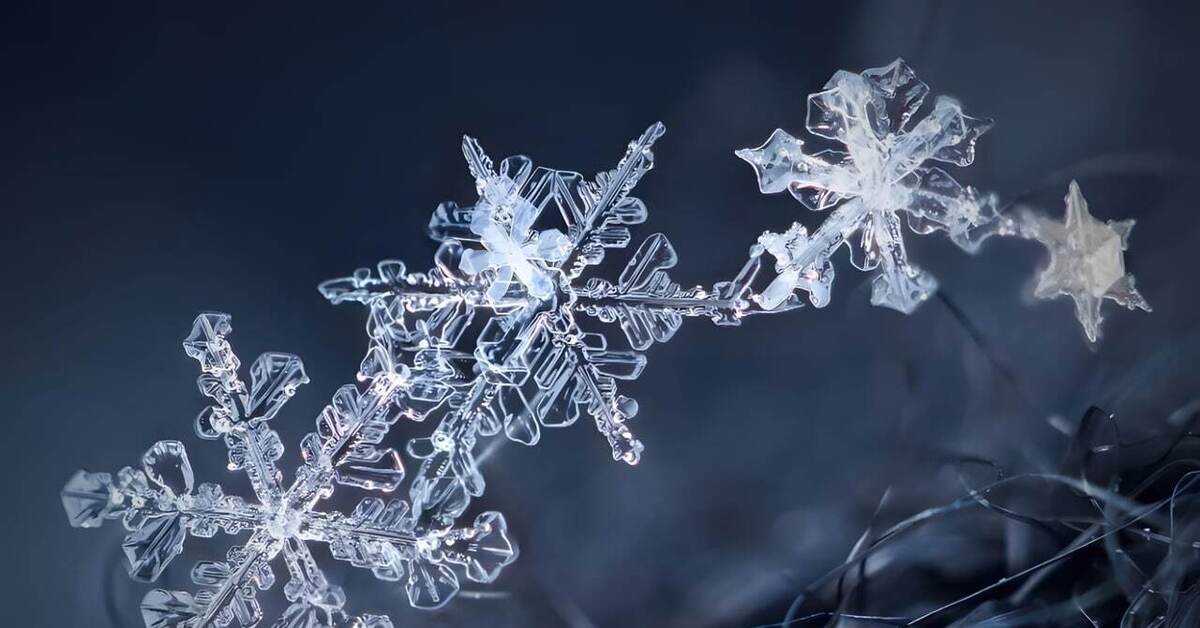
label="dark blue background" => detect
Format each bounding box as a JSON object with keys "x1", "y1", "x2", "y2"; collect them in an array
[{"x1": 4, "y1": 2, "x2": 1199, "y2": 626}]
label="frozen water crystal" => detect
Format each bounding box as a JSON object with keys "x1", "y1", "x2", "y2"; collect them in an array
[
  {"x1": 458, "y1": 137, "x2": 574, "y2": 300},
  {"x1": 1021, "y1": 181, "x2": 1151, "y2": 342},
  {"x1": 320, "y1": 123, "x2": 811, "y2": 532},
  {"x1": 737, "y1": 58, "x2": 1002, "y2": 313},
  {"x1": 142, "y1": 440, "x2": 194, "y2": 498},
  {"x1": 69, "y1": 125, "x2": 804, "y2": 624},
  {"x1": 64, "y1": 72, "x2": 1157, "y2": 624},
  {"x1": 737, "y1": 59, "x2": 1151, "y2": 340},
  {"x1": 64, "y1": 313, "x2": 515, "y2": 626}
]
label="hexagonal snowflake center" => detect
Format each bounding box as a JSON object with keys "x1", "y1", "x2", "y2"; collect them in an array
[{"x1": 266, "y1": 506, "x2": 302, "y2": 540}]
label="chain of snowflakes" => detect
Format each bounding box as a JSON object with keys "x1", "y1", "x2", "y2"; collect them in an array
[
  {"x1": 737, "y1": 59, "x2": 1150, "y2": 342},
  {"x1": 61, "y1": 59, "x2": 1151, "y2": 628}
]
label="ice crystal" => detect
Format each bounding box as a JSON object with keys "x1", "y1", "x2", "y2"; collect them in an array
[
  {"x1": 457, "y1": 139, "x2": 573, "y2": 300},
  {"x1": 1021, "y1": 181, "x2": 1151, "y2": 342},
  {"x1": 320, "y1": 123, "x2": 798, "y2": 532},
  {"x1": 736, "y1": 59, "x2": 1151, "y2": 340},
  {"x1": 67, "y1": 124, "x2": 805, "y2": 624},
  {"x1": 63, "y1": 63, "x2": 1158, "y2": 624},
  {"x1": 737, "y1": 58, "x2": 1002, "y2": 313},
  {"x1": 62, "y1": 313, "x2": 516, "y2": 626}
]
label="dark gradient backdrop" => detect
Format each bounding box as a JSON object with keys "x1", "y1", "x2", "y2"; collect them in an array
[{"x1": 4, "y1": 2, "x2": 1200, "y2": 626}]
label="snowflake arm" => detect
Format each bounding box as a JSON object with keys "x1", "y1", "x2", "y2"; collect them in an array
[
  {"x1": 558, "y1": 122, "x2": 664, "y2": 280},
  {"x1": 573, "y1": 232, "x2": 800, "y2": 339},
  {"x1": 315, "y1": 498, "x2": 515, "y2": 609},
  {"x1": 183, "y1": 313, "x2": 304, "y2": 505}
]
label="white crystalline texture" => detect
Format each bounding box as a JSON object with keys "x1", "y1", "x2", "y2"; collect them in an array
[
  {"x1": 63, "y1": 314, "x2": 516, "y2": 627},
  {"x1": 1023, "y1": 181, "x2": 1151, "y2": 342},
  {"x1": 458, "y1": 137, "x2": 574, "y2": 301},
  {"x1": 321, "y1": 124, "x2": 801, "y2": 545},
  {"x1": 737, "y1": 59, "x2": 1002, "y2": 314},
  {"x1": 71, "y1": 123, "x2": 860, "y2": 625},
  {"x1": 756, "y1": 224, "x2": 835, "y2": 309},
  {"x1": 63, "y1": 60, "x2": 1160, "y2": 627}
]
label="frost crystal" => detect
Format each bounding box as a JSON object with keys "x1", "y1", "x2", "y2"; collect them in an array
[
  {"x1": 737, "y1": 58, "x2": 1002, "y2": 313},
  {"x1": 736, "y1": 59, "x2": 1151, "y2": 341},
  {"x1": 66, "y1": 124, "x2": 808, "y2": 625},
  {"x1": 319, "y1": 123, "x2": 801, "y2": 532},
  {"x1": 62, "y1": 313, "x2": 516, "y2": 626},
  {"x1": 1021, "y1": 180, "x2": 1151, "y2": 342},
  {"x1": 63, "y1": 64, "x2": 1158, "y2": 624},
  {"x1": 457, "y1": 139, "x2": 574, "y2": 300}
]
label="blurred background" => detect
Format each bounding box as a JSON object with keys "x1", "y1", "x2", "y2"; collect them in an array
[{"x1": 3, "y1": 1, "x2": 1199, "y2": 626}]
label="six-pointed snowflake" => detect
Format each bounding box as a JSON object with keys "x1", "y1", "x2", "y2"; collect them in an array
[
  {"x1": 737, "y1": 58, "x2": 1003, "y2": 313},
  {"x1": 321, "y1": 123, "x2": 794, "y2": 532},
  {"x1": 1021, "y1": 180, "x2": 1151, "y2": 342},
  {"x1": 62, "y1": 313, "x2": 516, "y2": 627}
]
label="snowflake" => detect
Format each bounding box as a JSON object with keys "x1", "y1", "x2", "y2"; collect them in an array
[
  {"x1": 61, "y1": 313, "x2": 516, "y2": 627},
  {"x1": 319, "y1": 123, "x2": 796, "y2": 533},
  {"x1": 737, "y1": 58, "x2": 1002, "y2": 313},
  {"x1": 62, "y1": 74, "x2": 1159, "y2": 626},
  {"x1": 1021, "y1": 180, "x2": 1151, "y2": 342}
]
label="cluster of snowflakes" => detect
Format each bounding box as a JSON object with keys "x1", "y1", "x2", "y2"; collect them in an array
[
  {"x1": 61, "y1": 59, "x2": 1151, "y2": 627},
  {"x1": 736, "y1": 60, "x2": 1149, "y2": 338}
]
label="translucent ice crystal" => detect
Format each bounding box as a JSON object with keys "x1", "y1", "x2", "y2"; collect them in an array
[
  {"x1": 1021, "y1": 181, "x2": 1151, "y2": 342},
  {"x1": 321, "y1": 124, "x2": 800, "y2": 530},
  {"x1": 737, "y1": 58, "x2": 1002, "y2": 313},
  {"x1": 63, "y1": 313, "x2": 516, "y2": 626},
  {"x1": 66, "y1": 125, "x2": 807, "y2": 626},
  {"x1": 458, "y1": 137, "x2": 573, "y2": 301},
  {"x1": 65, "y1": 81, "x2": 1157, "y2": 624},
  {"x1": 738, "y1": 59, "x2": 1153, "y2": 340}
]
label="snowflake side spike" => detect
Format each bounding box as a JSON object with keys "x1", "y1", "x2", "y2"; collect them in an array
[
  {"x1": 321, "y1": 124, "x2": 799, "y2": 532},
  {"x1": 62, "y1": 313, "x2": 516, "y2": 627},
  {"x1": 736, "y1": 59, "x2": 1151, "y2": 342}
]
